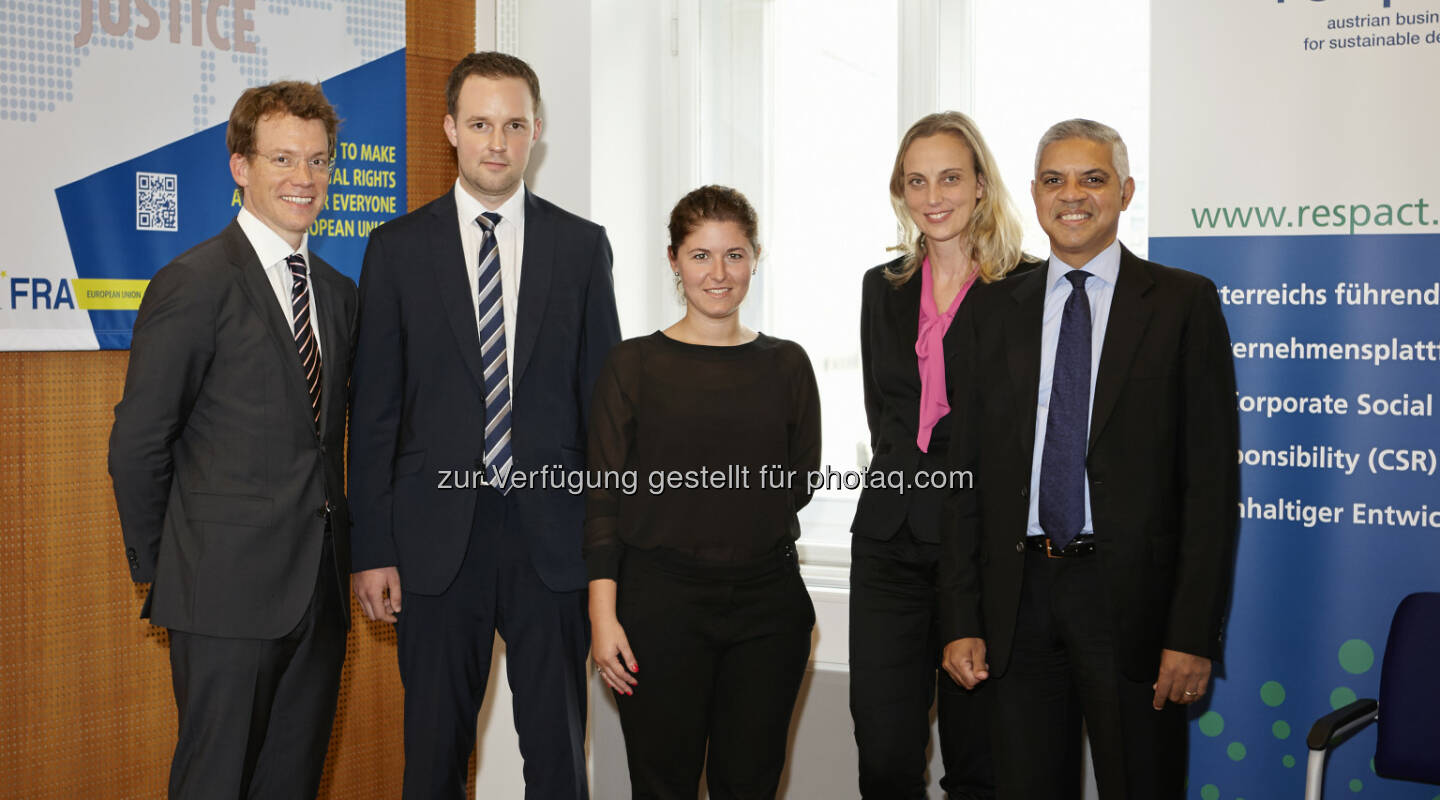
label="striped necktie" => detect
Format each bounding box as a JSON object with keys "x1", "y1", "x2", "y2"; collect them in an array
[
  {"x1": 287, "y1": 253, "x2": 322, "y2": 430},
  {"x1": 476, "y1": 212, "x2": 513, "y2": 492}
]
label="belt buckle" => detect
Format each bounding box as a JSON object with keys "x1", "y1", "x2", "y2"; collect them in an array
[{"x1": 1044, "y1": 538, "x2": 1065, "y2": 559}]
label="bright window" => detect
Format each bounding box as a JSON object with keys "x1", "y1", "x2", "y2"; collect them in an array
[{"x1": 590, "y1": 0, "x2": 1150, "y2": 572}]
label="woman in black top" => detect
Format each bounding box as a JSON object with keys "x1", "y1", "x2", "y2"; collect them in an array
[
  {"x1": 849, "y1": 112, "x2": 1031, "y2": 799},
  {"x1": 585, "y1": 185, "x2": 820, "y2": 799}
]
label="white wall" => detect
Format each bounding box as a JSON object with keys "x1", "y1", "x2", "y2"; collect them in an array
[{"x1": 588, "y1": 1, "x2": 674, "y2": 338}]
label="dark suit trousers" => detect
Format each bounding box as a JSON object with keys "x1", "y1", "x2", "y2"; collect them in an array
[
  {"x1": 395, "y1": 487, "x2": 590, "y2": 800},
  {"x1": 849, "y1": 526, "x2": 994, "y2": 799},
  {"x1": 988, "y1": 549, "x2": 1186, "y2": 800},
  {"x1": 614, "y1": 543, "x2": 813, "y2": 800},
  {"x1": 167, "y1": 532, "x2": 346, "y2": 800}
]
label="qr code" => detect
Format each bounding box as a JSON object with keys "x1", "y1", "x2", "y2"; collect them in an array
[{"x1": 136, "y1": 172, "x2": 178, "y2": 232}]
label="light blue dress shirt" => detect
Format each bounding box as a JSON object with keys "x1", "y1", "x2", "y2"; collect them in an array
[{"x1": 1025, "y1": 240, "x2": 1123, "y2": 538}]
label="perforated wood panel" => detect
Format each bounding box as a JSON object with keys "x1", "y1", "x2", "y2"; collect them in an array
[
  {"x1": 0, "y1": 351, "x2": 172, "y2": 797},
  {"x1": 0, "y1": 352, "x2": 406, "y2": 798},
  {"x1": 406, "y1": 0, "x2": 475, "y2": 211},
  {"x1": 408, "y1": 51, "x2": 465, "y2": 210},
  {"x1": 0, "y1": 2, "x2": 475, "y2": 794}
]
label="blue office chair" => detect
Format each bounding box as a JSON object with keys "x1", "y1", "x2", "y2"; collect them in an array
[{"x1": 1304, "y1": 592, "x2": 1440, "y2": 800}]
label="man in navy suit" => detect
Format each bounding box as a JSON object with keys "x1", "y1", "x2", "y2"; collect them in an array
[
  {"x1": 348, "y1": 52, "x2": 621, "y2": 798},
  {"x1": 940, "y1": 119, "x2": 1239, "y2": 798}
]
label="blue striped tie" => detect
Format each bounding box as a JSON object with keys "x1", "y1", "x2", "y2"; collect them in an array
[
  {"x1": 1039, "y1": 269, "x2": 1092, "y2": 551},
  {"x1": 476, "y1": 212, "x2": 513, "y2": 493},
  {"x1": 287, "y1": 253, "x2": 322, "y2": 430}
]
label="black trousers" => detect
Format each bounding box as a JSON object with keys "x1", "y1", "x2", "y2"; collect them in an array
[
  {"x1": 395, "y1": 487, "x2": 590, "y2": 800},
  {"x1": 167, "y1": 532, "x2": 346, "y2": 800},
  {"x1": 988, "y1": 549, "x2": 1186, "y2": 800},
  {"x1": 614, "y1": 542, "x2": 814, "y2": 800},
  {"x1": 849, "y1": 527, "x2": 994, "y2": 800}
]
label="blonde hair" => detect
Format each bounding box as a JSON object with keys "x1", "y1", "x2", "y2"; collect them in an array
[{"x1": 886, "y1": 111, "x2": 1024, "y2": 286}]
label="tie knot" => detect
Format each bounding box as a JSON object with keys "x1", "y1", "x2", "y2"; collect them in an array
[
  {"x1": 286, "y1": 253, "x2": 307, "y2": 277},
  {"x1": 477, "y1": 211, "x2": 502, "y2": 232},
  {"x1": 1065, "y1": 269, "x2": 1091, "y2": 291}
]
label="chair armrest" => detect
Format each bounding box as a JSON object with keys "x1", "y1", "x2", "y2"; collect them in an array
[{"x1": 1307, "y1": 698, "x2": 1379, "y2": 750}]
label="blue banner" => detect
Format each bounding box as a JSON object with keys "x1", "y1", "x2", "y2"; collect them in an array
[
  {"x1": 1154, "y1": 234, "x2": 1440, "y2": 799},
  {"x1": 52, "y1": 48, "x2": 405, "y2": 349}
]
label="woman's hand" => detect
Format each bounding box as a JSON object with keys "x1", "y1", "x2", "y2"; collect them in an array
[{"x1": 588, "y1": 579, "x2": 639, "y2": 695}]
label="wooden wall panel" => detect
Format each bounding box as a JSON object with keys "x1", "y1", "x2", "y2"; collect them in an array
[
  {"x1": 0, "y1": 0, "x2": 474, "y2": 795},
  {"x1": 0, "y1": 351, "x2": 408, "y2": 798},
  {"x1": 0, "y1": 351, "x2": 172, "y2": 798},
  {"x1": 407, "y1": 0, "x2": 475, "y2": 211}
]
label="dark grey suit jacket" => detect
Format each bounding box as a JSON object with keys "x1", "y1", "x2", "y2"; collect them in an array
[
  {"x1": 109, "y1": 221, "x2": 357, "y2": 639},
  {"x1": 939, "y1": 245, "x2": 1239, "y2": 680}
]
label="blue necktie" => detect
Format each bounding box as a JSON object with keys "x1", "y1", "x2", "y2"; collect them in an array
[
  {"x1": 1039, "y1": 269, "x2": 1092, "y2": 551},
  {"x1": 476, "y1": 212, "x2": 513, "y2": 493}
]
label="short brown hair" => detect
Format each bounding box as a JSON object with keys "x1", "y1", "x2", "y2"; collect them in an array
[
  {"x1": 667, "y1": 185, "x2": 760, "y2": 256},
  {"x1": 446, "y1": 52, "x2": 542, "y2": 117},
  {"x1": 226, "y1": 81, "x2": 339, "y2": 159}
]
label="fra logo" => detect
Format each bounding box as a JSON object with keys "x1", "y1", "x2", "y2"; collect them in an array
[{"x1": 3, "y1": 273, "x2": 77, "y2": 310}]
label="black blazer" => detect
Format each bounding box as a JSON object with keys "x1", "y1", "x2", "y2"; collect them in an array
[
  {"x1": 851, "y1": 256, "x2": 1036, "y2": 543},
  {"x1": 347, "y1": 189, "x2": 621, "y2": 595},
  {"x1": 109, "y1": 221, "x2": 357, "y2": 639},
  {"x1": 939, "y1": 245, "x2": 1239, "y2": 680}
]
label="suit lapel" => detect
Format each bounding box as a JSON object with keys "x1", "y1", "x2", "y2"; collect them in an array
[
  {"x1": 895, "y1": 270, "x2": 921, "y2": 373},
  {"x1": 1004, "y1": 269, "x2": 1046, "y2": 457},
  {"x1": 429, "y1": 194, "x2": 488, "y2": 393},
  {"x1": 1089, "y1": 246, "x2": 1154, "y2": 450},
  {"x1": 513, "y1": 190, "x2": 552, "y2": 388},
  {"x1": 310, "y1": 260, "x2": 346, "y2": 434},
  {"x1": 226, "y1": 222, "x2": 316, "y2": 432},
  {"x1": 941, "y1": 274, "x2": 977, "y2": 365}
]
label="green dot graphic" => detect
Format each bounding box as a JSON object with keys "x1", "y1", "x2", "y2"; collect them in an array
[
  {"x1": 1349, "y1": 778, "x2": 1363, "y2": 792},
  {"x1": 1198, "y1": 710, "x2": 1225, "y2": 737},
  {"x1": 1331, "y1": 687, "x2": 1358, "y2": 709},
  {"x1": 1273, "y1": 720, "x2": 1291, "y2": 739},
  {"x1": 1370, "y1": 757, "x2": 1375, "y2": 773},
  {"x1": 1260, "y1": 680, "x2": 1286, "y2": 707},
  {"x1": 1227, "y1": 742, "x2": 1247, "y2": 761},
  {"x1": 1200, "y1": 785, "x2": 1219, "y2": 800},
  {"x1": 1284, "y1": 755, "x2": 1297, "y2": 768},
  {"x1": 1339, "y1": 640, "x2": 1375, "y2": 674}
]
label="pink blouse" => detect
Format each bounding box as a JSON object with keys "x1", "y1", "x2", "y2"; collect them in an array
[{"x1": 915, "y1": 257, "x2": 977, "y2": 453}]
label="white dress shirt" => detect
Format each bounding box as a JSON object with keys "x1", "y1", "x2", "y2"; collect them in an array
[
  {"x1": 1025, "y1": 240, "x2": 1123, "y2": 538},
  {"x1": 454, "y1": 180, "x2": 526, "y2": 383},
  {"x1": 237, "y1": 207, "x2": 322, "y2": 356}
]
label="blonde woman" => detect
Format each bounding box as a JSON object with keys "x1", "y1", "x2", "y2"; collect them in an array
[{"x1": 849, "y1": 112, "x2": 1033, "y2": 799}]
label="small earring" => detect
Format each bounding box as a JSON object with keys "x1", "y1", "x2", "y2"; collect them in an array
[
  {"x1": 672, "y1": 272, "x2": 679, "y2": 277},
  {"x1": 751, "y1": 268, "x2": 757, "y2": 275}
]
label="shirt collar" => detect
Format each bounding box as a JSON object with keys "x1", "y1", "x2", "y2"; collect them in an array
[
  {"x1": 454, "y1": 180, "x2": 527, "y2": 230},
  {"x1": 1046, "y1": 239, "x2": 1122, "y2": 292},
  {"x1": 236, "y1": 207, "x2": 309, "y2": 270}
]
